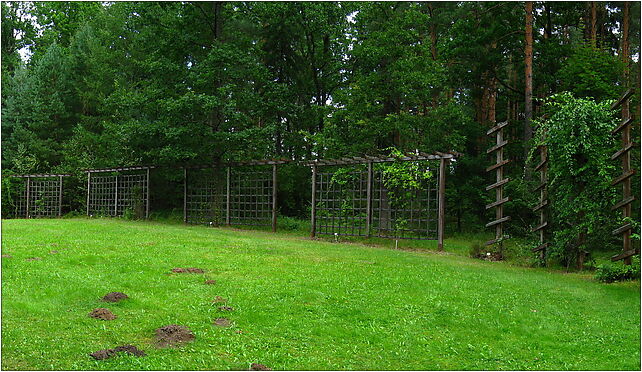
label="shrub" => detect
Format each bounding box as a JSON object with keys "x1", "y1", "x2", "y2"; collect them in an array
[{"x1": 595, "y1": 257, "x2": 641, "y2": 283}]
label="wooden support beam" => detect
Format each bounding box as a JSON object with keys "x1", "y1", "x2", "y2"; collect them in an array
[
  {"x1": 58, "y1": 175, "x2": 63, "y2": 217},
  {"x1": 610, "y1": 88, "x2": 634, "y2": 109},
  {"x1": 272, "y1": 164, "x2": 277, "y2": 232},
  {"x1": 25, "y1": 177, "x2": 30, "y2": 219},
  {"x1": 486, "y1": 121, "x2": 509, "y2": 135},
  {"x1": 485, "y1": 197, "x2": 510, "y2": 210},
  {"x1": 438, "y1": 158, "x2": 447, "y2": 250},
  {"x1": 612, "y1": 224, "x2": 632, "y2": 236},
  {"x1": 183, "y1": 168, "x2": 187, "y2": 223},
  {"x1": 611, "y1": 196, "x2": 635, "y2": 211},
  {"x1": 611, "y1": 142, "x2": 634, "y2": 161},
  {"x1": 534, "y1": 158, "x2": 547, "y2": 171},
  {"x1": 532, "y1": 242, "x2": 550, "y2": 252},
  {"x1": 534, "y1": 182, "x2": 547, "y2": 191},
  {"x1": 486, "y1": 178, "x2": 510, "y2": 191},
  {"x1": 310, "y1": 165, "x2": 317, "y2": 238},
  {"x1": 611, "y1": 249, "x2": 639, "y2": 262},
  {"x1": 611, "y1": 169, "x2": 635, "y2": 186},
  {"x1": 533, "y1": 199, "x2": 548, "y2": 212},
  {"x1": 366, "y1": 161, "x2": 372, "y2": 237},
  {"x1": 531, "y1": 221, "x2": 548, "y2": 233},
  {"x1": 486, "y1": 216, "x2": 510, "y2": 228},
  {"x1": 486, "y1": 140, "x2": 509, "y2": 154},
  {"x1": 485, "y1": 159, "x2": 511, "y2": 172},
  {"x1": 86, "y1": 172, "x2": 91, "y2": 216},
  {"x1": 612, "y1": 117, "x2": 634, "y2": 134},
  {"x1": 145, "y1": 168, "x2": 150, "y2": 219},
  {"x1": 226, "y1": 167, "x2": 231, "y2": 225}
]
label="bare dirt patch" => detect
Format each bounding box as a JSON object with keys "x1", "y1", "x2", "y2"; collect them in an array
[
  {"x1": 213, "y1": 318, "x2": 232, "y2": 327},
  {"x1": 49, "y1": 250, "x2": 59, "y2": 254},
  {"x1": 212, "y1": 296, "x2": 227, "y2": 303},
  {"x1": 26, "y1": 257, "x2": 42, "y2": 261},
  {"x1": 2, "y1": 254, "x2": 12, "y2": 258},
  {"x1": 101, "y1": 292, "x2": 129, "y2": 302},
  {"x1": 155, "y1": 325, "x2": 195, "y2": 348},
  {"x1": 250, "y1": 363, "x2": 272, "y2": 370},
  {"x1": 218, "y1": 306, "x2": 234, "y2": 312},
  {"x1": 89, "y1": 308, "x2": 116, "y2": 320},
  {"x1": 204, "y1": 280, "x2": 216, "y2": 285},
  {"x1": 89, "y1": 345, "x2": 146, "y2": 360},
  {"x1": 171, "y1": 268, "x2": 205, "y2": 274}
]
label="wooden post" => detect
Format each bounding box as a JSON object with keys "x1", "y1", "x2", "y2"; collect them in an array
[
  {"x1": 86, "y1": 172, "x2": 91, "y2": 216},
  {"x1": 310, "y1": 164, "x2": 317, "y2": 238},
  {"x1": 25, "y1": 177, "x2": 31, "y2": 219},
  {"x1": 58, "y1": 175, "x2": 63, "y2": 217},
  {"x1": 437, "y1": 158, "x2": 446, "y2": 250},
  {"x1": 366, "y1": 161, "x2": 372, "y2": 237},
  {"x1": 485, "y1": 121, "x2": 511, "y2": 249},
  {"x1": 183, "y1": 167, "x2": 187, "y2": 223},
  {"x1": 226, "y1": 166, "x2": 231, "y2": 225},
  {"x1": 114, "y1": 173, "x2": 119, "y2": 216},
  {"x1": 272, "y1": 164, "x2": 277, "y2": 232},
  {"x1": 145, "y1": 168, "x2": 150, "y2": 219}
]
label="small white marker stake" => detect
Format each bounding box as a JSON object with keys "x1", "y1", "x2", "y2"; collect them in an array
[{"x1": 395, "y1": 240, "x2": 398, "y2": 250}]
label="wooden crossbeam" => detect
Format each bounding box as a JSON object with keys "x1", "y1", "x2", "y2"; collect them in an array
[
  {"x1": 611, "y1": 249, "x2": 639, "y2": 262},
  {"x1": 611, "y1": 196, "x2": 636, "y2": 211},
  {"x1": 485, "y1": 197, "x2": 510, "y2": 210},
  {"x1": 534, "y1": 158, "x2": 547, "y2": 171},
  {"x1": 611, "y1": 142, "x2": 634, "y2": 161},
  {"x1": 486, "y1": 140, "x2": 509, "y2": 154},
  {"x1": 533, "y1": 199, "x2": 548, "y2": 212},
  {"x1": 612, "y1": 224, "x2": 632, "y2": 236},
  {"x1": 532, "y1": 242, "x2": 550, "y2": 252},
  {"x1": 610, "y1": 88, "x2": 634, "y2": 110},
  {"x1": 486, "y1": 178, "x2": 510, "y2": 191},
  {"x1": 531, "y1": 221, "x2": 548, "y2": 232},
  {"x1": 612, "y1": 117, "x2": 634, "y2": 134},
  {"x1": 534, "y1": 182, "x2": 547, "y2": 191},
  {"x1": 485, "y1": 159, "x2": 511, "y2": 172},
  {"x1": 611, "y1": 169, "x2": 636, "y2": 186},
  {"x1": 486, "y1": 121, "x2": 509, "y2": 135},
  {"x1": 486, "y1": 216, "x2": 510, "y2": 228}
]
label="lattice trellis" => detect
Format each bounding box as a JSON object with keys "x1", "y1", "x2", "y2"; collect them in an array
[
  {"x1": 86, "y1": 166, "x2": 150, "y2": 218},
  {"x1": 7, "y1": 174, "x2": 68, "y2": 218},
  {"x1": 184, "y1": 162, "x2": 280, "y2": 230},
  {"x1": 308, "y1": 152, "x2": 454, "y2": 245}
]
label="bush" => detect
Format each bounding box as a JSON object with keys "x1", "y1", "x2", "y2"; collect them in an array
[{"x1": 595, "y1": 257, "x2": 641, "y2": 283}]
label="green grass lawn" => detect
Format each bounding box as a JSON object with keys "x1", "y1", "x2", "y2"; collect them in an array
[{"x1": 1, "y1": 218, "x2": 640, "y2": 370}]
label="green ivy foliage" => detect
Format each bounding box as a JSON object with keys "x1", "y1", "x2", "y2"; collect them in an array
[{"x1": 533, "y1": 93, "x2": 620, "y2": 266}]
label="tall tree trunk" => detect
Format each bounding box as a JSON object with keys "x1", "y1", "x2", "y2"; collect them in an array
[
  {"x1": 590, "y1": 1, "x2": 597, "y2": 46},
  {"x1": 524, "y1": 2, "x2": 533, "y2": 151}
]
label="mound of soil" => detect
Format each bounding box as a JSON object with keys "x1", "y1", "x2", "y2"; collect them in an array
[
  {"x1": 213, "y1": 318, "x2": 232, "y2": 327},
  {"x1": 171, "y1": 268, "x2": 204, "y2": 274},
  {"x1": 101, "y1": 292, "x2": 129, "y2": 302},
  {"x1": 1, "y1": 254, "x2": 12, "y2": 258},
  {"x1": 89, "y1": 345, "x2": 146, "y2": 360},
  {"x1": 218, "y1": 306, "x2": 234, "y2": 312},
  {"x1": 204, "y1": 280, "x2": 216, "y2": 285},
  {"x1": 155, "y1": 325, "x2": 195, "y2": 348},
  {"x1": 89, "y1": 308, "x2": 117, "y2": 320},
  {"x1": 250, "y1": 363, "x2": 272, "y2": 371},
  {"x1": 49, "y1": 250, "x2": 59, "y2": 254},
  {"x1": 212, "y1": 296, "x2": 227, "y2": 303},
  {"x1": 26, "y1": 257, "x2": 42, "y2": 261}
]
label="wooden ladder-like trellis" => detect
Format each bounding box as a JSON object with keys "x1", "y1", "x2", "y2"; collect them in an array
[
  {"x1": 610, "y1": 88, "x2": 638, "y2": 263},
  {"x1": 532, "y1": 139, "x2": 549, "y2": 260},
  {"x1": 485, "y1": 121, "x2": 510, "y2": 248}
]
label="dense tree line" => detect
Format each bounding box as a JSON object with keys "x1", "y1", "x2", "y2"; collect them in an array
[{"x1": 2, "y1": 2, "x2": 640, "y2": 265}]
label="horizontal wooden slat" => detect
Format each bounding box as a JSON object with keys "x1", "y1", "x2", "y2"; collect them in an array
[
  {"x1": 9, "y1": 174, "x2": 71, "y2": 178},
  {"x1": 486, "y1": 121, "x2": 509, "y2": 135},
  {"x1": 535, "y1": 182, "x2": 547, "y2": 191},
  {"x1": 611, "y1": 143, "x2": 634, "y2": 161},
  {"x1": 534, "y1": 158, "x2": 547, "y2": 171},
  {"x1": 611, "y1": 248, "x2": 639, "y2": 262},
  {"x1": 486, "y1": 197, "x2": 510, "y2": 210},
  {"x1": 532, "y1": 242, "x2": 550, "y2": 252},
  {"x1": 486, "y1": 178, "x2": 510, "y2": 191},
  {"x1": 612, "y1": 224, "x2": 632, "y2": 236},
  {"x1": 610, "y1": 88, "x2": 634, "y2": 110},
  {"x1": 531, "y1": 221, "x2": 548, "y2": 232},
  {"x1": 611, "y1": 169, "x2": 636, "y2": 186},
  {"x1": 611, "y1": 196, "x2": 635, "y2": 211},
  {"x1": 486, "y1": 140, "x2": 509, "y2": 154},
  {"x1": 486, "y1": 159, "x2": 511, "y2": 172},
  {"x1": 612, "y1": 117, "x2": 634, "y2": 134},
  {"x1": 484, "y1": 238, "x2": 501, "y2": 246},
  {"x1": 533, "y1": 199, "x2": 548, "y2": 212},
  {"x1": 486, "y1": 216, "x2": 510, "y2": 228}
]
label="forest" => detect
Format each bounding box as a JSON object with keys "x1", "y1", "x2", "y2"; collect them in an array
[{"x1": 2, "y1": 1, "x2": 641, "y2": 269}]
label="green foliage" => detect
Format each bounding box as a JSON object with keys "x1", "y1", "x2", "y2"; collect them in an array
[
  {"x1": 533, "y1": 93, "x2": 619, "y2": 266},
  {"x1": 595, "y1": 257, "x2": 641, "y2": 283}
]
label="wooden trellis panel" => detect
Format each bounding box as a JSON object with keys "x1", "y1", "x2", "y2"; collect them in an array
[
  {"x1": 610, "y1": 88, "x2": 638, "y2": 263},
  {"x1": 8, "y1": 174, "x2": 69, "y2": 218},
  {"x1": 184, "y1": 161, "x2": 284, "y2": 232},
  {"x1": 485, "y1": 121, "x2": 510, "y2": 247},
  {"x1": 86, "y1": 166, "x2": 151, "y2": 218},
  {"x1": 532, "y1": 142, "x2": 549, "y2": 260},
  {"x1": 307, "y1": 152, "x2": 454, "y2": 247}
]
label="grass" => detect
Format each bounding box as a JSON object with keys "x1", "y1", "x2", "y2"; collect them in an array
[{"x1": 1, "y1": 218, "x2": 640, "y2": 370}]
